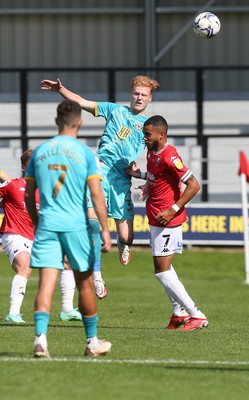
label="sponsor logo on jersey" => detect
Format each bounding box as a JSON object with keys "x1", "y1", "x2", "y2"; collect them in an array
[
  {"x1": 147, "y1": 171, "x2": 156, "y2": 181},
  {"x1": 171, "y1": 156, "x2": 183, "y2": 169},
  {"x1": 117, "y1": 126, "x2": 132, "y2": 139}
]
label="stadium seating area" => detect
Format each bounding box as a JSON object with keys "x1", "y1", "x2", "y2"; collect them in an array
[{"x1": 1, "y1": 100, "x2": 249, "y2": 202}]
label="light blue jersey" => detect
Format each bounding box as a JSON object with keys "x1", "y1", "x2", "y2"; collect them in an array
[
  {"x1": 95, "y1": 102, "x2": 147, "y2": 177},
  {"x1": 25, "y1": 135, "x2": 101, "y2": 232},
  {"x1": 92, "y1": 102, "x2": 148, "y2": 220}
]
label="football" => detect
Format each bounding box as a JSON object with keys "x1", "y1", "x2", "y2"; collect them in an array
[{"x1": 193, "y1": 11, "x2": 221, "y2": 39}]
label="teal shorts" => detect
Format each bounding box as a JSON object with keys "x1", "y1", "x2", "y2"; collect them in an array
[
  {"x1": 30, "y1": 226, "x2": 95, "y2": 272},
  {"x1": 86, "y1": 165, "x2": 134, "y2": 220},
  {"x1": 101, "y1": 164, "x2": 134, "y2": 221}
]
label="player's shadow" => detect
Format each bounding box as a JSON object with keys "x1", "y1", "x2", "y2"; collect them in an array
[
  {"x1": 0, "y1": 351, "x2": 28, "y2": 357},
  {"x1": 0, "y1": 323, "x2": 34, "y2": 327},
  {"x1": 0, "y1": 322, "x2": 84, "y2": 328},
  {"x1": 153, "y1": 364, "x2": 249, "y2": 372}
]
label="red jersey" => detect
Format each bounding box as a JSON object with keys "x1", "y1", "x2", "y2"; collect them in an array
[
  {"x1": 146, "y1": 143, "x2": 192, "y2": 227},
  {"x1": 0, "y1": 178, "x2": 38, "y2": 240}
]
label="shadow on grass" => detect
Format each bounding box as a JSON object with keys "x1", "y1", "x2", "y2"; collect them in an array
[
  {"x1": 0, "y1": 323, "x2": 83, "y2": 328},
  {"x1": 153, "y1": 364, "x2": 249, "y2": 372},
  {"x1": 0, "y1": 323, "x2": 167, "y2": 330}
]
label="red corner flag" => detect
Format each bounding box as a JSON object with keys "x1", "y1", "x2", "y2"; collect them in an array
[
  {"x1": 239, "y1": 151, "x2": 249, "y2": 284},
  {"x1": 239, "y1": 151, "x2": 249, "y2": 183}
]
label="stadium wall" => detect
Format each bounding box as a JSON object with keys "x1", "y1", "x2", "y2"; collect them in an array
[{"x1": 0, "y1": 1, "x2": 249, "y2": 95}]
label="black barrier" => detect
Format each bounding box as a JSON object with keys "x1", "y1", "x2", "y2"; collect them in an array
[
  {"x1": 2, "y1": 204, "x2": 245, "y2": 246},
  {"x1": 107, "y1": 204, "x2": 248, "y2": 246}
]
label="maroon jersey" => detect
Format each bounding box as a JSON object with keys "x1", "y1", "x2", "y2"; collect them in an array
[
  {"x1": 0, "y1": 178, "x2": 38, "y2": 240},
  {"x1": 146, "y1": 143, "x2": 192, "y2": 227}
]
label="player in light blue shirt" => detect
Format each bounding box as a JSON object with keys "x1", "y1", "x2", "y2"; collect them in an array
[
  {"x1": 26, "y1": 135, "x2": 99, "y2": 233},
  {"x1": 41, "y1": 75, "x2": 159, "y2": 269},
  {"x1": 96, "y1": 102, "x2": 147, "y2": 176},
  {"x1": 25, "y1": 100, "x2": 112, "y2": 358}
]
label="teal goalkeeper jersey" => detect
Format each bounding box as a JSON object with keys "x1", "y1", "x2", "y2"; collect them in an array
[
  {"x1": 25, "y1": 135, "x2": 101, "y2": 232},
  {"x1": 95, "y1": 102, "x2": 147, "y2": 177}
]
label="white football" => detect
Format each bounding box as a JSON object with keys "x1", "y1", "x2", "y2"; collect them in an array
[{"x1": 193, "y1": 11, "x2": 221, "y2": 39}]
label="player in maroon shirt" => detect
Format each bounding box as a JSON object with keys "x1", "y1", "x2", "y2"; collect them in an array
[
  {"x1": 127, "y1": 115, "x2": 208, "y2": 331},
  {"x1": 0, "y1": 150, "x2": 35, "y2": 323}
]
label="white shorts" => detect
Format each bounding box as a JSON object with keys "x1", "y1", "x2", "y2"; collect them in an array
[
  {"x1": 2, "y1": 233, "x2": 33, "y2": 265},
  {"x1": 149, "y1": 225, "x2": 183, "y2": 256}
]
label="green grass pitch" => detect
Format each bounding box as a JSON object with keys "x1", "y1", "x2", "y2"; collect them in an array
[{"x1": 0, "y1": 247, "x2": 249, "y2": 400}]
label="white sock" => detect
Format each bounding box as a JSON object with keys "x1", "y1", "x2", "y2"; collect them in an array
[
  {"x1": 60, "y1": 270, "x2": 76, "y2": 313},
  {"x1": 170, "y1": 299, "x2": 188, "y2": 316},
  {"x1": 9, "y1": 274, "x2": 28, "y2": 314},
  {"x1": 167, "y1": 265, "x2": 188, "y2": 316},
  {"x1": 93, "y1": 271, "x2": 102, "y2": 281},
  {"x1": 155, "y1": 270, "x2": 206, "y2": 318}
]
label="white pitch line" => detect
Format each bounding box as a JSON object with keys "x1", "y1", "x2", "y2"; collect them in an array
[{"x1": 0, "y1": 357, "x2": 249, "y2": 366}]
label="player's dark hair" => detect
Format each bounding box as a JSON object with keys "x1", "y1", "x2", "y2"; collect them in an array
[
  {"x1": 57, "y1": 100, "x2": 81, "y2": 119},
  {"x1": 144, "y1": 115, "x2": 168, "y2": 131},
  {"x1": 20, "y1": 148, "x2": 33, "y2": 167}
]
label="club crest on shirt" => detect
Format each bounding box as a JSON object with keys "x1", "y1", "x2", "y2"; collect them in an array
[
  {"x1": 171, "y1": 156, "x2": 183, "y2": 169},
  {"x1": 135, "y1": 124, "x2": 143, "y2": 130},
  {"x1": 117, "y1": 126, "x2": 132, "y2": 139},
  {"x1": 155, "y1": 157, "x2": 161, "y2": 165}
]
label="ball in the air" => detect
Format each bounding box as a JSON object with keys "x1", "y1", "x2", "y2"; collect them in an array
[{"x1": 193, "y1": 11, "x2": 221, "y2": 39}]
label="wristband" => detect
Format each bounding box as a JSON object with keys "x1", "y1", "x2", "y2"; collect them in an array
[
  {"x1": 140, "y1": 171, "x2": 146, "y2": 179},
  {"x1": 172, "y1": 204, "x2": 180, "y2": 212}
]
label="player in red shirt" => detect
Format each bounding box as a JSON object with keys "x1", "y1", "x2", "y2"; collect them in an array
[
  {"x1": 127, "y1": 115, "x2": 208, "y2": 331},
  {"x1": 0, "y1": 151, "x2": 81, "y2": 323},
  {"x1": 0, "y1": 150, "x2": 35, "y2": 323}
]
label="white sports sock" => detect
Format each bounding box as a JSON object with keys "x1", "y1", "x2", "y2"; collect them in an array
[
  {"x1": 60, "y1": 270, "x2": 76, "y2": 313},
  {"x1": 93, "y1": 271, "x2": 102, "y2": 281},
  {"x1": 167, "y1": 265, "x2": 188, "y2": 316},
  {"x1": 155, "y1": 270, "x2": 205, "y2": 318},
  {"x1": 9, "y1": 274, "x2": 27, "y2": 314}
]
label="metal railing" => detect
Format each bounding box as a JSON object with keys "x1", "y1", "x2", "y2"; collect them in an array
[{"x1": 1, "y1": 65, "x2": 249, "y2": 202}]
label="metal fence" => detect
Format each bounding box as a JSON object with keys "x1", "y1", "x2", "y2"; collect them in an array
[{"x1": 1, "y1": 66, "x2": 249, "y2": 203}]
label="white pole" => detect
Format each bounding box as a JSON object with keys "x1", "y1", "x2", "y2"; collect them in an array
[{"x1": 240, "y1": 173, "x2": 249, "y2": 284}]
